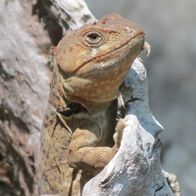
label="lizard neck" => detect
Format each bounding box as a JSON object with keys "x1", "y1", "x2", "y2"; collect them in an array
[{"x1": 49, "y1": 65, "x2": 111, "y2": 114}]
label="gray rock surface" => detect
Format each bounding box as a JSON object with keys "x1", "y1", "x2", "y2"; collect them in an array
[{"x1": 86, "y1": 0, "x2": 196, "y2": 195}]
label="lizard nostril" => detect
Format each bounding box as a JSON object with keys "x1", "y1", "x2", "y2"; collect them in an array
[{"x1": 125, "y1": 27, "x2": 132, "y2": 33}]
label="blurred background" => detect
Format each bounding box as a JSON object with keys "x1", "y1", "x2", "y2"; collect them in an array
[{"x1": 85, "y1": 0, "x2": 196, "y2": 195}]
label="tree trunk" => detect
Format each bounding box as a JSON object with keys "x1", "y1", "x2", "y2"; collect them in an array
[{"x1": 0, "y1": 0, "x2": 179, "y2": 195}]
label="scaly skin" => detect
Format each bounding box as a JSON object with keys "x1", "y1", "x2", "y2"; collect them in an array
[{"x1": 41, "y1": 14, "x2": 145, "y2": 195}]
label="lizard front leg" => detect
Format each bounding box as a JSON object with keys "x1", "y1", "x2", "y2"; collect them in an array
[
  {"x1": 68, "y1": 118, "x2": 126, "y2": 176},
  {"x1": 68, "y1": 128, "x2": 116, "y2": 176}
]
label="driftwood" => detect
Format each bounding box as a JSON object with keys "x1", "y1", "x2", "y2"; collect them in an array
[
  {"x1": 83, "y1": 59, "x2": 180, "y2": 196},
  {"x1": 0, "y1": 0, "x2": 179, "y2": 195}
]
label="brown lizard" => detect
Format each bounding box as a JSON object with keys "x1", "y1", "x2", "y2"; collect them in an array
[{"x1": 41, "y1": 13, "x2": 145, "y2": 195}]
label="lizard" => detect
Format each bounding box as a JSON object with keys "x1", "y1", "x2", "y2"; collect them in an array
[{"x1": 41, "y1": 13, "x2": 145, "y2": 196}]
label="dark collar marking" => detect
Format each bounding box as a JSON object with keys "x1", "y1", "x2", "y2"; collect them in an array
[{"x1": 57, "y1": 102, "x2": 87, "y2": 117}]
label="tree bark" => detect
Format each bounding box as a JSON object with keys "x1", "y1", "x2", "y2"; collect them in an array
[{"x1": 0, "y1": 0, "x2": 179, "y2": 195}]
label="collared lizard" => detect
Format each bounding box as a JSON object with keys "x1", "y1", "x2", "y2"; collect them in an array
[{"x1": 41, "y1": 13, "x2": 145, "y2": 195}]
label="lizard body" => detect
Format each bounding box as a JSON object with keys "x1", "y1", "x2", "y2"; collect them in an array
[{"x1": 41, "y1": 14, "x2": 144, "y2": 195}]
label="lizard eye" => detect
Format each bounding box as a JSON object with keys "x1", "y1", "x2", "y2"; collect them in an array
[{"x1": 84, "y1": 31, "x2": 102, "y2": 45}]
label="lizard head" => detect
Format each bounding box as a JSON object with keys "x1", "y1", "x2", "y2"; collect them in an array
[{"x1": 54, "y1": 14, "x2": 145, "y2": 110}]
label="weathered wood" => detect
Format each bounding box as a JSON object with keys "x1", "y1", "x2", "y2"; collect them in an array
[
  {"x1": 83, "y1": 59, "x2": 180, "y2": 196},
  {"x1": 0, "y1": 0, "x2": 50, "y2": 195}
]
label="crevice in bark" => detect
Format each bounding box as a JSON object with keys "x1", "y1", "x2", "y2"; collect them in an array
[
  {"x1": 0, "y1": 106, "x2": 31, "y2": 133},
  {"x1": 0, "y1": 130, "x2": 35, "y2": 195},
  {"x1": 0, "y1": 60, "x2": 15, "y2": 81},
  {"x1": 32, "y1": 0, "x2": 63, "y2": 46}
]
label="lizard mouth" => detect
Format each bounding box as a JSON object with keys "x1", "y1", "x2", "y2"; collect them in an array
[
  {"x1": 100, "y1": 33, "x2": 145, "y2": 68},
  {"x1": 77, "y1": 32, "x2": 145, "y2": 75},
  {"x1": 105, "y1": 32, "x2": 145, "y2": 60}
]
